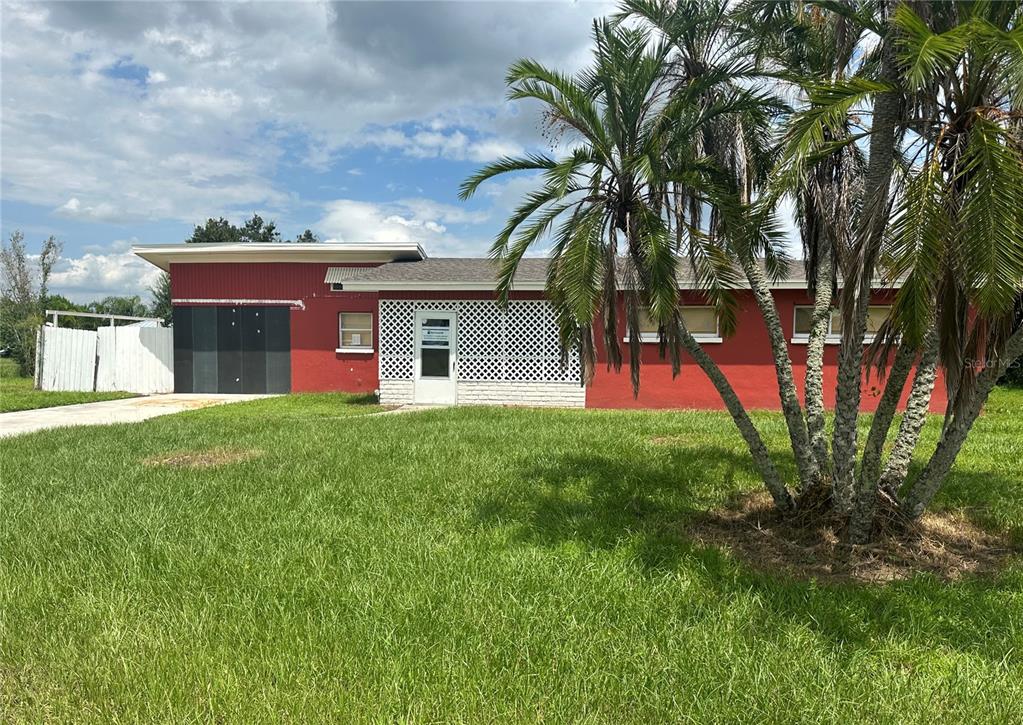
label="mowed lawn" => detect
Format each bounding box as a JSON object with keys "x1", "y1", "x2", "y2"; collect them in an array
[
  {"x1": 1, "y1": 390, "x2": 1021, "y2": 723},
  {"x1": 0, "y1": 359, "x2": 134, "y2": 413}
]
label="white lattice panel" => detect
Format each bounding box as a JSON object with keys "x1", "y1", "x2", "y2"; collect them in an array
[{"x1": 378, "y1": 299, "x2": 580, "y2": 383}]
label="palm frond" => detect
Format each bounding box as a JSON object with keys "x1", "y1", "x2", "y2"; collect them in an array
[
  {"x1": 892, "y1": 3, "x2": 974, "y2": 91},
  {"x1": 458, "y1": 154, "x2": 558, "y2": 200}
]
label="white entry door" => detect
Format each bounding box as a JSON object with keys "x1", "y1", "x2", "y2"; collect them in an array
[{"x1": 414, "y1": 310, "x2": 457, "y2": 404}]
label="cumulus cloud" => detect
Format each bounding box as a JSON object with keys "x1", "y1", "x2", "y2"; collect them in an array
[
  {"x1": 2, "y1": 0, "x2": 612, "y2": 226},
  {"x1": 318, "y1": 197, "x2": 490, "y2": 255},
  {"x1": 49, "y1": 242, "x2": 164, "y2": 303}
]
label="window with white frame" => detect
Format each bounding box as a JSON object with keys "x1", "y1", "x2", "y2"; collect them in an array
[
  {"x1": 792, "y1": 305, "x2": 890, "y2": 343},
  {"x1": 629, "y1": 306, "x2": 721, "y2": 343},
  {"x1": 338, "y1": 312, "x2": 373, "y2": 352}
]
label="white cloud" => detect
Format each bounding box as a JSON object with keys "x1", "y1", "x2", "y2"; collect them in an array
[
  {"x1": 50, "y1": 242, "x2": 163, "y2": 303},
  {"x1": 318, "y1": 197, "x2": 488, "y2": 255},
  {"x1": 358, "y1": 127, "x2": 525, "y2": 163},
  {"x1": 1, "y1": 0, "x2": 613, "y2": 226}
]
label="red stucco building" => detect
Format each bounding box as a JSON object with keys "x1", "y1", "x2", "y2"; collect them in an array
[{"x1": 134, "y1": 242, "x2": 945, "y2": 411}]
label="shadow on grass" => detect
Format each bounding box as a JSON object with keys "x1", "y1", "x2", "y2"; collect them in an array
[
  {"x1": 343, "y1": 393, "x2": 380, "y2": 406},
  {"x1": 474, "y1": 446, "x2": 1023, "y2": 659}
]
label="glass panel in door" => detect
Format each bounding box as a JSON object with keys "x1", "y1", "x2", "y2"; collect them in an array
[{"x1": 420, "y1": 317, "x2": 451, "y2": 378}]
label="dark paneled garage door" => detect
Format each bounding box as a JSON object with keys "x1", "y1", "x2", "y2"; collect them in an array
[{"x1": 173, "y1": 305, "x2": 291, "y2": 393}]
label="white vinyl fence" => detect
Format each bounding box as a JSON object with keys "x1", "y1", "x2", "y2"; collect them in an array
[
  {"x1": 36, "y1": 327, "x2": 98, "y2": 392},
  {"x1": 37, "y1": 324, "x2": 174, "y2": 394}
]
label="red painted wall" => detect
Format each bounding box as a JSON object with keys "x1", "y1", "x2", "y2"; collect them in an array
[
  {"x1": 586, "y1": 290, "x2": 947, "y2": 412},
  {"x1": 171, "y1": 262, "x2": 382, "y2": 393},
  {"x1": 169, "y1": 262, "x2": 947, "y2": 412}
]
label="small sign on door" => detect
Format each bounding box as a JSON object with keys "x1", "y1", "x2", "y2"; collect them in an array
[{"x1": 421, "y1": 326, "x2": 450, "y2": 346}]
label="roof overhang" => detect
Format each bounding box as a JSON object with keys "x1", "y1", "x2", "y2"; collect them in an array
[
  {"x1": 341, "y1": 280, "x2": 547, "y2": 292},
  {"x1": 132, "y1": 242, "x2": 427, "y2": 272},
  {"x1": 339, "y1": 279, "x2": 871, "y2": 292}
]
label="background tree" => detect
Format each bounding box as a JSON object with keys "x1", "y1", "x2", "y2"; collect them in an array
[
  {"x1": 186, "y1": 214, "x2": 312, "y2": 244},
  {"x1": 186, "y1": 217, "x2": 241, "y2": 244},
  {"x1": 0, "y1": 231, "x2": 62, "y2": 375},
  {"x1": 292, "y1": 229, "x2": 320, "y2": 244},
  {"x1": 88, "y1": 295, "x2": 150, "y2": 319},
  {"x1": 239, "y1": 214, "x2": 281, "y2": 244},
  {"x1": 149, "y1": 272, "x2": 172, "y2": 325}
]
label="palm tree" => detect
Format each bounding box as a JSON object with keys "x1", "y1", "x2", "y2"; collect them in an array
[
  {"x1": 617, "y1": 0, "x2": 824, "y2": 492},
  {"x1": 870, "y1": 1, "x2": 1023, "y2": 527},
  {"x1": 724, "y1": 0, "x2": 1023, "y2": 540},
  {"x1": 739, "y1": 1, "x2": 868, "y2": 478},
  {"x1": 460, "y1": 17, "x2": 795, "y2": 510},
  {"x1": 464, "y1": 0, "x2": 1023, "y2": 544}
]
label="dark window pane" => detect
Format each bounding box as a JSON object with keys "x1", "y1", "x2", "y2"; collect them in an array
[{"x1": 421, "y1": 347, "x2": 450, "y2": 377}]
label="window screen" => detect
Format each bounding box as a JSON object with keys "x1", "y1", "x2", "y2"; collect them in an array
[
  {"x1": 793, "y1": 306, "x2": 890, "y2": 337},
  {"x1": 638, "y1": 306, "x2": 718, "y2": 338},
  {"x1": 339, "y1": 312, "x2": 373, "y2": 349}
]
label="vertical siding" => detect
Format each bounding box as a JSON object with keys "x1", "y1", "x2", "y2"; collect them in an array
[
  {"x1": 41, "y1": 326, "x2": 173, "y2": 394},
  {"x1": 97, "y1": 327, "x2": 173, "y2": 394},
  {"x1": 39, "y1": 327, "x2": 97, "y2": 392},
  {"x1": 171, "y1": 262, "x2": 382, "y2": 301}
]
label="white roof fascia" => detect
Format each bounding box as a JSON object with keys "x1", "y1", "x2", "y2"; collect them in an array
[
  {"x1": 132, "y1": 242, "x2": 427, "y2": 271},
  {"x1": 341, "y1": 279, "x2": 897, "y2": 292}
]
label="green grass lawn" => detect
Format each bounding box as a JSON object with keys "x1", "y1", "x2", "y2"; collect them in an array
[
  {"x1": 1, "y1": 390, "x2": 1021, "y2": 722},
  {"x1": 0, "y1": 359, "x2": 135, "y2": 413}
]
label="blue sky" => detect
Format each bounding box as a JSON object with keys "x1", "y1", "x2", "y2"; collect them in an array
[
  {"x1": 2, "y1": 1, "x2": 799, "y2": 304},
  {"x1": 2, "y1": 1, "x2": 615, "y2": 302}
]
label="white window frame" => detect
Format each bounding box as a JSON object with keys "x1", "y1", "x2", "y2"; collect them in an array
[
  {"x1": 337, "y1": 312, "x2": 374, "y2": 353},
  {"x1": 330, "y1": 282, "x2": 344, "y2": 292},
  {"x1": 791, "y1": 305, "x2": 890, "y2": 345},
  {"x1": 624, "y1": 306, "x2": 723, "y2": 344}
]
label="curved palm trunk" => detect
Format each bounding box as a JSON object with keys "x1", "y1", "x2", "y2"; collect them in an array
[
  {"x1": 901, "y1": 328, "x2": 1023, "y2": 519},
  {"x1": 679, "y1": 327, "x2": 794, "y2": 512},
  {"x1": 879, "y1": 327, "x2": 939, "y2": 496},
  {"x1": 804, "y1": 243, "x2": 835, "y2": 474},
  {"x1": 831, "y1": 48, "x2": 901, "y2": 513},
  {"x1": 739, "y1": 256, "x2": 817, "y2": 491},
  {"x1": 846, "y1": 341, "x2": 916, "y2": 543}
]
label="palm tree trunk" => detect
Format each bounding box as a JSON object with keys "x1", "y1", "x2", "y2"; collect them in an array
[
  {"x1": 846, "y1": 341, "x2": 916, "y2": 543},
  {"x1": 900, "y1": 327, "x2": 1023, "y2": 519},
  {"x1": 739, "y1": 256, "x2": 817, "y2": 491},
  {"x1": 679, "y1": 326, "x2": 794, "y2": 512},
  {"x1": 879, "y1": 327, "x2": 939, "y2": 496},
  {"x1": 804, "y1": 243, "x2": 834, "y2": 474},
  {"x1": 831, "y1": 37, "x2": 901, "y2": 513}
]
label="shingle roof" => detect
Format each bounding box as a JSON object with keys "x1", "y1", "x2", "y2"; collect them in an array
[
  {"x1": 343, "y1": 256, "x2": 810, "y2": 289},
  {"x1": 347, "y1": 257, "x2": 550, "y2": 285}
]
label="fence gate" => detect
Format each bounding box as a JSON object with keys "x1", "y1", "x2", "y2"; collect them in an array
[
  {"x1": 37, "y1": 324, "x2": 174, "y2": 394},
  {"x1": 37, "y1": 327, "x2": 98, "y2": 392}
]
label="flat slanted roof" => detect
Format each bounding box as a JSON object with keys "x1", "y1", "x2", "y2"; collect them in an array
[
  {"x1": 342, "y1": 256, "x2": 814, "y2": 291},
  {"x1": 132, "y1": 242, "x2": 427, "y2": 271}
]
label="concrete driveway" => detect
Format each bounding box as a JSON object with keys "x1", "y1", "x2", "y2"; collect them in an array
[{"x1": 0, "y1": 394, "x2": 270, "y2": 439}]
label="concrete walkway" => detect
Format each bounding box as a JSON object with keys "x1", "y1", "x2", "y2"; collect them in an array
[{"x1": 0, "y1": 394, "x2": 270, "y2": 439}]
